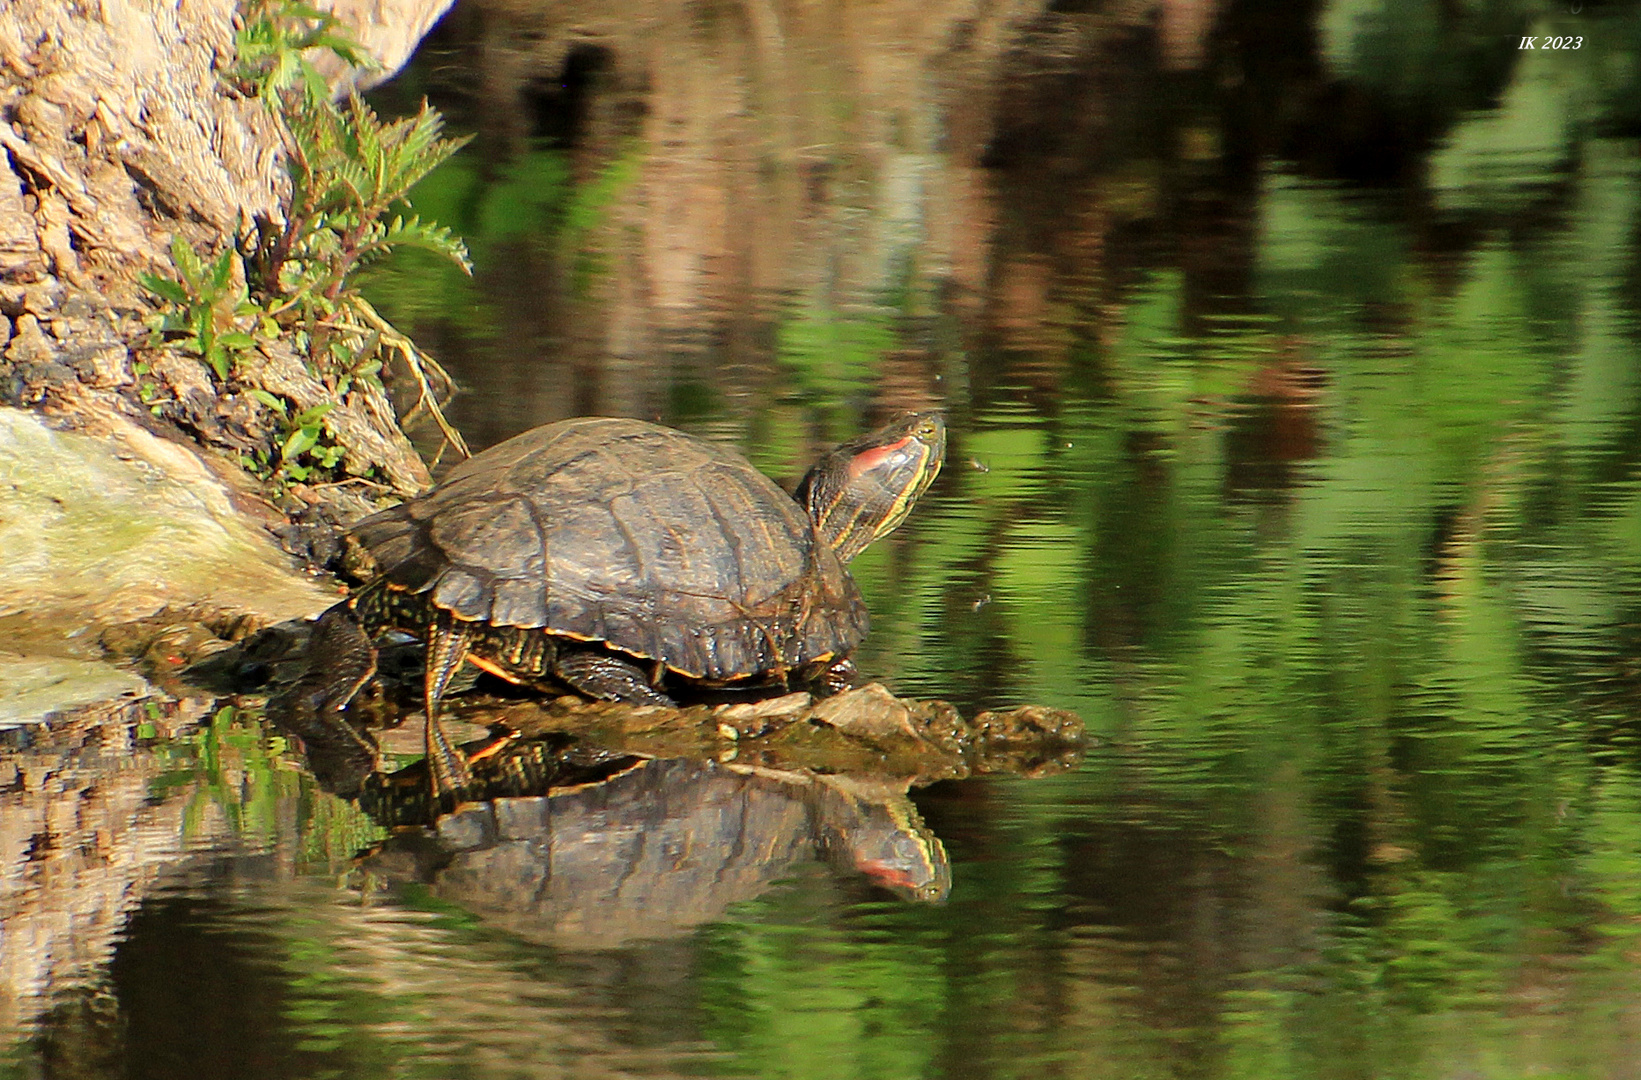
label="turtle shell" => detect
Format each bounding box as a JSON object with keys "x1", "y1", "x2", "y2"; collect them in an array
[{"x1": 348, "y1": 417, "x2": 869, "y2": 683}]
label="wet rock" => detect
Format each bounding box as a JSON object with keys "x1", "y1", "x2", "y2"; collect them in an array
[
  {"x1": 964, "y1": 703, "x2": 1088, "y2": 776},
  {"x1": 713, "y1": 690, "x2": 812, "y2": 737},
  {"x1": 811, "y1": 682, "x2": 923, "y2": 741},
  {"x1": 903, "y1": 698, "x2": 970, "y2": 754},
  {"x1": 0, "y1": 653, "x2": 150, "y2": 729},
  {"x1": 0, "y1": 408, "x2": 336, "y2": 719},
  {"x1": 405, "y1": 683, "x2": 1088, "y2": 786},
  {"x1": 972, "y1": 702, "x2": 1087, "y2": 745}
]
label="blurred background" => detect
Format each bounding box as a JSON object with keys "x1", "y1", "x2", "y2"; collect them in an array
[{"x1": 12, "y1": 1, "x2": 1641, "y2": 1077}]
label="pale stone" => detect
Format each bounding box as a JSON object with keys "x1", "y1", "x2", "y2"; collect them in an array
[
  {"x1": 0, "y1": 407, "x2": 335, "y2": 654},
  {"x1": 0, "y1": 652, "x2": 151, "y2": 728}
]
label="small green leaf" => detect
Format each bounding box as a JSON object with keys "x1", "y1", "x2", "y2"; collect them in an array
[
  {"x1": 249, "y1": 389, "x2": 288, "y2": 416},
  {"x1": 292, "y1": 401, "x2": 336, "y2": 426},
  {"x1": 169, "y1": 234, "x2": 200, "y2": 280},
  {"x1": 297, "y1": 58, "x2": 330, "y2": 104},
  {"x1": 209, "y1": 249, "x2": 235, "y2": 293},
  {"x1": 139, "y1": 273, "x2": 190, "y2": 304},
  {"x1": 281, "y1": 424, "x2": 319, "y2": 461}
]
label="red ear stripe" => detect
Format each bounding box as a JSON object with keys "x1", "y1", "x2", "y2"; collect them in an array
[
  {"x1": 857, "y1": 858, "x2": 918, "y2": 890},
  {"x1": 846, "y1": 436, "x2": 913, "y2": 479}
]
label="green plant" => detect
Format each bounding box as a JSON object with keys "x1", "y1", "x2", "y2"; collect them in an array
[
  {"x1": 249, "y1": 390, "x2": 345, "y2": 480},
  {"x1": 231, "y1": 0, "x2": 373, "y2": 102},
  {"x1": 138, "y1": 0, "x2": 473, "y2": 485},
  {"x1": 250, "y1": 95, "x2": 472, "y2": 307},
  {"x1": 245, "y1": 94, "x2": 473, "y2": 463},
  {"x1": 139, "y1": 236, "x2": 265, "y2": 381}
]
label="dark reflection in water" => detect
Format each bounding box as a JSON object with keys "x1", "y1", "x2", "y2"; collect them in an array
[
  {"x1": 111, "y1": 893, "x2": 306, "y2": 1080},
  {"x1": 10, "y1": 0, "x2": 1641, "y2": 1076},
  {"x1": 1, "y1": 700, "x2": 975, "y2": 1079},
  {"x1": 366, "y1": 758, "x2": 951, "y2": 947}
]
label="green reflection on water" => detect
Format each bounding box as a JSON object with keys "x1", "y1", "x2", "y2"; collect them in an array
[
  {"x1": 388, "y1": 198, "x2": 1641, "y2": 1076},
  {"x1": 22, "y1": 3, "x2": 1641, "y2": 1078}
]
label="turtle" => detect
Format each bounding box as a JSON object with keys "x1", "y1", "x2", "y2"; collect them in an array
[{"x1": 317, "y1": 411, "x2": 946, "y2": 796}]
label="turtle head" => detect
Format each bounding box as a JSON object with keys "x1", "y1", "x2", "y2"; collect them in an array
[{"x1": 797, "y1": 411, "x2": 946, "y2": 563}]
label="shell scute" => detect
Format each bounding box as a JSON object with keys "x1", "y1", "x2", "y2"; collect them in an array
[
  {"x1": 490, "y1": 577, "x2": 547, "y2": 629},
  {"x1": 428, "y1": 496, "x2": 544, "y2": 580},
  {"x1": 430, "y1": 567, "x2": 489, "y2": 620}
]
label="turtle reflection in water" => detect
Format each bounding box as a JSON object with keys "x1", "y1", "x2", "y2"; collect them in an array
[
  {"x1": 313, "y1": 412, "x2": 946, "y2": 797},
  {"x1": 363, "y1": 758, "x2": 951, "y2": 947}
]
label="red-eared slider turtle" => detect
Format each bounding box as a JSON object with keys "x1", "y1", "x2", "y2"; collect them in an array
[{"x1": 326, "y1": 412, "x2": 946, "y2": 795}]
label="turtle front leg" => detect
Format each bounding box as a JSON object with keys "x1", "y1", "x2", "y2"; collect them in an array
[
  {"x1": 306, "y1": 604, "x2": 381, "y2": 730},
  {"x1": 423, "y1": 616, "x2": 475, "y2": 799},
  {"x1": 554, "y1": 647, "x2": 676, "y2": 706},
  {"x1": 270, "y1": 605, "x2": 382, "y2": 791}
]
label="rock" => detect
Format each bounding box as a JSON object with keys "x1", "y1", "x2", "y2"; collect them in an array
[
  {"x1": 4, "y1": 314, "x2": 56, "y2": 364},
  {"x1": 492, "y1": 796, "x2": 550, "y2": 840},
  {"x1": 712, "y1": 690, "x2": 812, "y2": 736},
  {"x1": 810, "y1": 682, "x2": 922, "y2": 741},
  {"x1": 238, "y1": 342, "x2": 432, "y2": 497},
  {"x1": 0, "y1": 652, "x2": 150, "y2": 729},
  {"x1": 0, "y1": 407, "x2": 336, "y2": 689},
  {"x1": 0, "y1": 167, "x2": 42, "y2": 278},
  {"x1": 971, "y1": 703, "x2": 1086, "y2": 745},
  {"x1": 441, "y1": 682, "x2": 1083, "y2": 785},
  {"x1": 64, "y1": 342, "x2": 131, "y2": 390},
  {"x1": 311, "y1": 0, "x2": 461, "y2": 95},
  {"x1": 147, "y1": 351, "x2": 217, "y2": 421}
]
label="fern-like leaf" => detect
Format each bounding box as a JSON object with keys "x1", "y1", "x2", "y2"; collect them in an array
[{"x1": 354, "y1": 215, "x2": 473, "y2": 274}]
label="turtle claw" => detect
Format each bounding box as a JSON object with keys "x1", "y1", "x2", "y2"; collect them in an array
[
  {"x1": 423, "y1": 617, "x2": 475, "y2": 802},
  {"x1": 819, "y1": 658, "x2": 858, "y2": 697}
]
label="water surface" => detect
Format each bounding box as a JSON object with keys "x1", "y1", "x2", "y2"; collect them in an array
[{"x1": 10, "y1": 1, "x2": 1641, "y2": 1077}]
